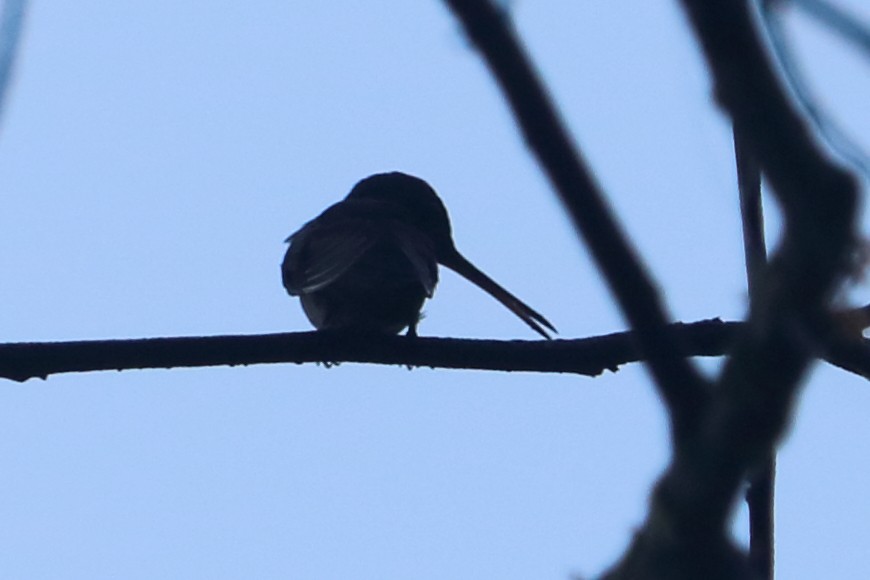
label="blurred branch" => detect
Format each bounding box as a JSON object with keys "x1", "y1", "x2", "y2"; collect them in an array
[
  {"x1": 600, "y1": 0, "x2": 859, "y2": 578},
  {"x1": 785, "y1": 0, "x2": 870, "y2": 57},
  {"x1": 759, "y1": 0, "x2": 870, "y2": 175},
  {"x1": 441, "y1": 0, "x2": 709, "y2": 441},
  {"x1": 1, "y1": 319, "x2": 869, "y2": 383},
  {"x1": 734, "y1": 125, "x2": 775, "y2": 580},
  {"x1": 439, "y1": 6, "x2": 859, "y2": 576},
  {"x1": 0, "y1": 0, "x2": 26, "y2": 123}
]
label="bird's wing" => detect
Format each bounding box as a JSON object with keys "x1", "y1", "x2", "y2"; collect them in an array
[
  {"x1": 282, "y1": 215, "x2": 378, "y2": 295},
  {"x1": 282, "y1": 198, "x2": 440, "y2": 297},
  {"x1": 391, "y1": 223, "x2": 439, "y2": 297}
]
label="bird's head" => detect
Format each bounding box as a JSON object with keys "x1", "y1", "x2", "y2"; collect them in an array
[{"x1": 345, "y1": 172, "x2": 456, "y2": 256}]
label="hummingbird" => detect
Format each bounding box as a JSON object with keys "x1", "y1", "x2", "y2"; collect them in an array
[{"x1": 281, "y1": 172, "x2": 555, "y2": 339}]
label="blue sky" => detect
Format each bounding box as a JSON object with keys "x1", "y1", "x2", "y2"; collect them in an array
[{"x1": 1, "y1": 2, "x2": 868, "y2": 578}]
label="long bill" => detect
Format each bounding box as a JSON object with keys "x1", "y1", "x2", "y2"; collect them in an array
[{"x1": 440, "y1": 250, "x2": 556, "y2": 340}]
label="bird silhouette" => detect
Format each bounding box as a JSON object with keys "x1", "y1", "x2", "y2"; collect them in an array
[{"x1": 282, "y1": 172, "x2": 555, "y2": 338}]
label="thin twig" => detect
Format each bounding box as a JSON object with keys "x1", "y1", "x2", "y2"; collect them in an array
[{"x1": 735, "y1": 129, "x2": 767, "y2": 295}]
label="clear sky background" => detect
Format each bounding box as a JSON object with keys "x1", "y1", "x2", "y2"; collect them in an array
[{"x1": 0, "y1": 2, "x2": 868, "y2": 579}]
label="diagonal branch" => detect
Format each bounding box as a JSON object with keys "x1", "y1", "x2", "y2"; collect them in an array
[
  {"x1": 442, "y1": 0, "x2": 709, "y2": 441},
  {"x1": 0, "y1": 0, "x2": 26, "y2": 124}
]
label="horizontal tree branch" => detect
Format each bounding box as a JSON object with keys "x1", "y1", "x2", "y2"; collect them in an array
[{"x1": 1, "y1": 319, "x2": 867, "y2": 383}]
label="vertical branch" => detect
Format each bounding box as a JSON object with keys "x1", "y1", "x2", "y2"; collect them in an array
[
  {"x1": 734, "y1": 125, "x2": 775, "y2": 580},
  {"x1": 600, "y1": 0, "x2": 859, "y2": 576},
  {"x1": 735, "y1": 130, "x2": 767, "y2": 295}
]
